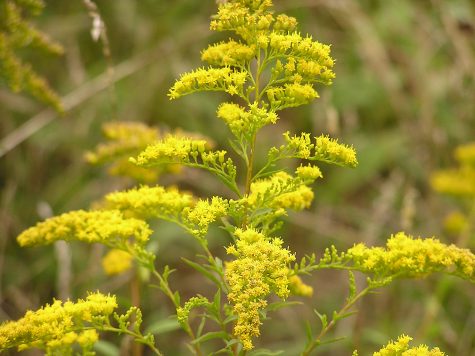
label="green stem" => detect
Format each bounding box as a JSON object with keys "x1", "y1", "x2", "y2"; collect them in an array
[
  {"x1": 101, "y1": 325, "x2": 163, "y2": 356},
  {"x1": 301, "y1": 286, "x2": 372, "y2": 356}
]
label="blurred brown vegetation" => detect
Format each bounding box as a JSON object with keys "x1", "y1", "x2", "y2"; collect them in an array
[{"x1": 1, "y1": 0, "x2": 475, "y2": 354}]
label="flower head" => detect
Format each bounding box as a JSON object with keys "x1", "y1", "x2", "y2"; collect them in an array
[
  {"x1": 0, "y1": 292, "x2": 117, "y2": 353},
  {"x1": 372, "y1": 334, "x2": 445, "y2": 356},
  {"x1": 225, "y1": 228, "x2": 295, "y2": 349}
]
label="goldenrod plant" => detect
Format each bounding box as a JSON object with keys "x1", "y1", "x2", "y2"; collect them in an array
[
  {"x1": 0, "y1": 0, "x2": 63, "y2": 110},
  {"x1": 2, "y1": 0, "x2": 474, "y2": 354},
  {"x1": 431, "y1": 142, "x2": 475, "y2": 246}
]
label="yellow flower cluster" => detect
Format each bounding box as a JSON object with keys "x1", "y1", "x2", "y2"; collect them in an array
[
  {"x1": 455, "y1": 142, "x2": 475, "y2": 166},
  {"x1": 201, "y1": 40, "x2": 256, "y2": 67},
  {"x1": 106, "y1": 185, "x2": 194, "y2": 219},
  {"x1": 288, "y1": 275, "x2": 313, "y2": 297},
  {"x1": 313, "y1": 135, "x2": 358, "y2": 168},
  {"x1": 266, "y1": 83, "x2": 318, "y2": 111},
  {"x1": 273, "y1": 14, "x2": 298, "y2": 32},
  {"x1": 1, "y1": 0, "x2": 63, "y2": 110},
  {"x1": 17, "y1": 210, "x2": 151, "y2": 253},
  {"x1": 296, "y1": 164, "x2": 323, "y2": 181},
  {"x1": 225, "y1": 228, "x2": 295, "y2": 350},
  {"x1": 217, "y1": 102, "x2": 278, "y2": 138},
  {"x1": 431, "y1": 142, "x2": 475, "y2": 198},
  {"x1": 210, "y1": 0, "x2": 274, "y2": 42},
  {"x1": 102, "y1": 249, "x2": 133, "y2": 276},
  {"x1": 182, "y1": 197, "x2": 229, "y2": 237},
  {"x1": 347, "y1": 232, "x2": 475, "y2": 281},
  {"x1": 272, "y1": 132, "x2": 357, "y2": 169},
  {"x1": 168, "y1": 67, "x2": 247, "y2": 99},
  {"x1": 247, "y1": 171, "x2": 315, "y2": 212},
  {"x1": 85, "y1": 121, "x2": 163, "y2": 183},
  {"x1": 431, "y1": 167, "x2": 475, "y2": 197},
  {"x1": 0, "y1": 292, "x2": 117, "y2": 353},
  {"x1": 371, "y1": 334, "x2": 445, "y2": 356},
  {"x1": 130, "y1": 134, "x2": 208, "y2": 166}
]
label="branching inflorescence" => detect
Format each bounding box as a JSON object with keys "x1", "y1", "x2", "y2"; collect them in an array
[{"x1": 5, "y1": 0, "x2": 472, "y2": 355}]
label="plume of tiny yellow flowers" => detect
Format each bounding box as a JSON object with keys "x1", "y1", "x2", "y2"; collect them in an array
[
  {"x1": 131, "y1": 135, "x2": 238, "y2": 194},
  {"x1": 0, "y1": 0, "x2": 63, "y2": 110},
  {"x1": 17, "y1": 210, "x2": 152, "y2": 261},
  {"x1": 182, "y1": 197, "x2": 229, "y2": 238},
  {"x1": 85, "y1": 121, "x2": 165, "y2": 183},
  {"x1": 346, "y1": 232, "x2": 475, "y2": 281},
  {"x1": 105, "y1": 185, "x2": 194, "y2": 220},
  {"x1": 431, "y1": 142, "x2": 475, "y2": 198},
  {"x1": 0, "y1": 292, "x2": 117, "y2": 353},
  {"x1": 102, "y1": 249, "x2": 133, "y2": 276},
  {"x1": 225, "y1": 228, "x2": 295, "y2": 349},
  {"x1": 288, "y1": 275, "x2": 313, "y2": 297},
  {"x1": 361, "y1": 334, "x2": 445, "y2": 356},
  {"x1": 249, "y1": 171, "x2": 314, "y2": 210},
  {"x1": 267, "y1": 132, "x2": 358, "y2": 169}
]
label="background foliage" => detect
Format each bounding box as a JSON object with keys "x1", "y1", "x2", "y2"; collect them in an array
[{"x1": 1, "y1": 0, "x2": 474, "y2": 354}]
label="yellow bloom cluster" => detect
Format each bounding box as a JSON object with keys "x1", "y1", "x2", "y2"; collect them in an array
[
  {"x1": 201, "y1": 40, "x2": 256, "y2": 67},
  {"x1": 102, "y1": 249, "x2": 133, "y2": 276},
  {"x1": 182, "y1": 197, "x2": 229, "y2": 237},
  {"x1": 210, "y1": 0, "x2": 274, "y2": 42},
  {"x1": 296, "y1": 164, "x2": 323, "y2": 181},
  {"x1": 347, "y1": 232, "x2": 475, "y2": 281},
  {"x1": 225, "y1": 228, "x2": 295, "y2": 349},
  {"x1": 443, "y1": 211, "x2": 468, "y2": 235},
  {"x1": 130, "y1": 134, "x2": 208, "y2": 166},
  {"x1": 371, "y1": 334, "x2": 445, "y2": 356},
  {"x1": 1, "y1": 0, "x2": 63, "y2": 110},
  {"x1": 313, "y1": 135, "x2": 358, "y2": 168},
  {"x1": 431, "y1": 142, "x2": 475, "y2": 198},
  {"x1": 0, "y1": 292, "x2": 117, "y2": 353},
  {"x1": 455, "y1": 142, "x2": 475, "y2": 166},
  {"x1": 217, "y1": 101, "x2": 278, "y2": 138},
  {"x1": 288, "y1": 275, "x2": 313, "y2": 297},
  {"x1": 266, "y1": 83, "x2": 318, "y2": 111},
  {"x1": 106, "y1": 185, "x2": 194, "y2": 219},
  {"x1": 17, "y1": 210, "x2": 151, "y2": 253},
  {"x1": 85, "y1": 121, "x2": 163, "y2": 183},
  {"x1": 247, "y1": 171, "x2": 315, "y2": 212},
  {"x1": 431, "y1": 167, "x2": 475, "y2": 197},
  {"x1": 272, "y1": 132, "x2": 358, "y2": 168},
  {"x1": 169, "y1": 67, "x2": 247, "y2": 99},
  {"x1": 273, "y1": 14, "x2": 298, "y2": 32}
]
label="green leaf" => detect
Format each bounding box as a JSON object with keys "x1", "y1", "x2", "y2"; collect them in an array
[
  {"x1": 348, "y1": 271, "x2": 356, "y2": 302},
  {"x1": 93, "y1": 340, "x2": 120, "y2": 356},
  {"x1": 145, "y1": 318, "x2": 181, "y2": 335},
  {"x1": 314, "y1": 309, "x2": 328, "y2": 329},
  {"x1": 266, "y1": 300, "x2": 302, "y2": 312},
  {"x1": 183, "y1": 258, "x2": 221, "y2": 286},
  {"x1": 191, "y1": 331, "x2": 229, "y2": 344}
]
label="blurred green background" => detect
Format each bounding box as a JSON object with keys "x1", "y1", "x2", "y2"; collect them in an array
[{"x1": 1, "y1": 0, "x2": 475, "y2": 354}]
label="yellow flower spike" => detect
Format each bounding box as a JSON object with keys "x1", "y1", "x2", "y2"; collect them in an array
[
  {"x1": 106, "y1": 185, "x2": 194, "y2": 219},
  {"x1": 182, "y1": 197, "x2": 229, "y2": 237},
  {"x1": 274, "y1": 14, "x2": 298, "y2": 32},
  {"x1": 168, "y1": 67, "x2": 247, "y2": 100},
  {"x1": 130, "y1": 135, "x2": 210, "y2": 166},
  {"x1": 296, "y1": 164, "x2": 323, "y2": 181},
  {"x1": 371, "y1": 334, "x2": 445, "y2": 356},
  {"x1": 266, "y1": 83, "x2": 318, "y2": 111},
  {"x1": 201, "y1": 40, "x2": 256, "y2": 67},
  {"x1": 430, "y1": 168, "x2": 475, "y2": 197},
  {"x1": 0, "y1": 292, "x2": 117, "y2": 353},
  {"x1": 347, "y1": 232, "x2": 475, "y2": 281},
  {"x1": 313, "y1": 135, "x2": 358, "y2": 168},
  {"x1": 17, "y1": 210, "x2": 151, "y2": 254},
  {"x1": 288, "y1": 275, "x2": 313, "y2": 297},
  {"x1": 225, "y1": 228, "x2": 295, "y2": 350},
  {"x1": 102, "y1": 249, "x2": 133, "y2": 276},
  {"x1": 455, "y1": 142, "x2": 475, "y2": 167},
  {"x1": 282, "y1": 131, "x2": 314, "y2": 159}
]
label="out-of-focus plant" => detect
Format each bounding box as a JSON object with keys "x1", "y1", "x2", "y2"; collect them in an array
[{"x1": 0, "y1": 0, "x2": 63, "y2": 110}]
